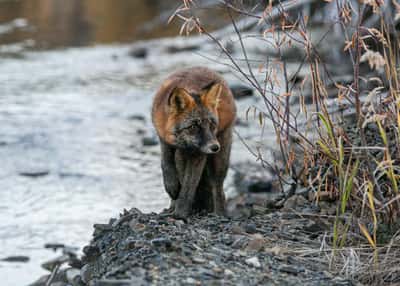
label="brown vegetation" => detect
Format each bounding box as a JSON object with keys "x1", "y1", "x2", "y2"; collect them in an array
[{"x1": 171, "y1": 0, "x2": 400, "y2": 284}]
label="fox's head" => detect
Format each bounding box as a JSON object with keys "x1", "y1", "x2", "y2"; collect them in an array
[{"x1": 166, "y1": 82, "x2": 222, "y2": 154}]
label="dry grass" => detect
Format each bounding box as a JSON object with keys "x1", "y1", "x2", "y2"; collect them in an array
[{"x1": 171, "y1": 0, "x2": 400, "y2": 284}]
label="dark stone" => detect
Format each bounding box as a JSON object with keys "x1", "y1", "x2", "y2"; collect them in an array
[
  {"x1": 142, "y1": 137, "x2": 158, "y2": 146},
  {"x1": 229, "y1": 84, "x2": 254, "y2": 99},
  {"x1": 129, "y1": 47, "x2": 147, "y2": 58},
  {"x1": 19, "y1": 170, "x2": 50, "y2": 178},
  {"x1": 123, "y1": 237, "x2": 138, "y2": 250},
  {"x1": 295, "y1": 187, "x2": 310, "y2": 199},
  {"x1": 279, "y1": 265, "x2": 304, "y2": 274},
  {"x1": 127, "y1": 114, "x2": 145, "y2": 122},
  {"x1": 69, "y1": 255, "x2": 84, "y2": 269},
  {"x1": 82, "y1": 245, "x2": 100, "y2": 263},
  {"x1": 303, "y1": 220, "x2": 326, "y2": 234},
  {"x1": 93, "y1": 224, "x2": 112, "y2": 231},
  {"x1": 44, "y1": 243, "x2": 65, "y2": 251},
  {"x1": 1, "y1": 255, "x2": 30, "y2": 262},
  {"x1": 151, "y1": 237, "x2": 172, "y2": 249},
  {"x1": 136, "y1": 128, "x2": 146, "y2": 135},
  {"x1": 247, "y1": 181, "x2": 273, "y2": 193},
  {"x1": 235, "y1": 118, "x2": 249, "y2": 127},
  {"x1": 166, "y1": 45, "x2": 199, "y2": 54},
  {"x1": 244, "y1": 223, "x2": 257, "y2": 234}
]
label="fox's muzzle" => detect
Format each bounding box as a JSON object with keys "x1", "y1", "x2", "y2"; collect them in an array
[{"x1": 201, "y1": 141, "x2": 220, "y2": 154}]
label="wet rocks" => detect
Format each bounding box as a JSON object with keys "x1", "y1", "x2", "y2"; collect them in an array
[
  {"x1": 128, "y1": 46, "x2": 148, "y2": 59},
  {"x1": 127, "y1": 114, "x2": 146, "y2": 121},
  {"x1": 245, "y1": 256, "x2": 261, "y2": 268},
  {"x1": 66, "y1": 208, "x2": 352, "y2": 286},
  {"x1": 28, "y1": 243, "x2": 85, "y2": 286},
  {"x1": 142, "y1": 136, "x2": 158, "y2": 146},
  {"x1": 247, "y1": 181, "x2": 273, "y2": 193},
  {"x1": 229, "y1": 84, "x2": 254, "y2": 99},
  {"x1": 283, "y1": 195, "x2": 309, "y2": 211}
]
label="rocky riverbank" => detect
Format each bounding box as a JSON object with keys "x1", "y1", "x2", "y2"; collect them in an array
[{"x1": 30, "y1": 206, "x2": 356, "y2": 286}]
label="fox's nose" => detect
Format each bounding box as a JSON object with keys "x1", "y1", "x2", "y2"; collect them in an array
[{"x1": 209, "y1": 143, "x2": 220, "y2": 153}]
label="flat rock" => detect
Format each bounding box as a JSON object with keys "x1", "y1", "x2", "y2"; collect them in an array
[
  {"x1": 1, "y1": 255, "x2": 30, "y2": 262},
  {"x1": 245, "y1": 256, "x2": 261, "y2": 268},
  {"x1": 229, "y1": 84, "x2": 254, "y2": 99}
]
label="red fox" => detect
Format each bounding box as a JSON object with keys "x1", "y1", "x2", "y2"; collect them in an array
[{"x1": 152, "y1": 67, "x2": 236, "y2": 218}]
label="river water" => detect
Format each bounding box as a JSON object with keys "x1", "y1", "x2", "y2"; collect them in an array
[{"x1": 0, "y1": 2, "x2": 271, "y2": 285}]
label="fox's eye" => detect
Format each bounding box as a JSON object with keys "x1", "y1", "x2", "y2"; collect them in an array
[{"x1": 188, "y1": 125, "x2": 198, "y2": 131}]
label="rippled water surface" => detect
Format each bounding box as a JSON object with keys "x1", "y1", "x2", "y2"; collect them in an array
[
  {"x1": 0, "y1": 46, "x2": 173, "y2": 285},
  {"x1": 0, "y1": 42, "x2": 267, "y2": 285}
]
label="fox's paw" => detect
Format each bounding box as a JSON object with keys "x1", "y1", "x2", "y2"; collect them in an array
[{"x1": 171, "y1": 208, "x2": 190, "y2": 222}]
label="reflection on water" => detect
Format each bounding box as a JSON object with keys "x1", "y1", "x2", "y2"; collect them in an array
[{"x1": 0, "y1": 0, "x2": 181, "y2": 49}]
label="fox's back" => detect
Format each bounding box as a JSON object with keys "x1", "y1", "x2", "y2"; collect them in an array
[{"x1": 152, "y1": 67, "x2": 236, "y2": 144}]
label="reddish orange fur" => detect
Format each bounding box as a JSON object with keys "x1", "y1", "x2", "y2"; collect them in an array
[{"x1": 152, "y1": 67, "x2": 236, "y2": 145}]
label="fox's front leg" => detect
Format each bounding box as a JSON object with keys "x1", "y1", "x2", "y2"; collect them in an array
[
  {"x1": 173, "y1": 151, "x2": 207, "y2": 218},
  {"x1": 209, "y1": 127, "x2": 232, "y2": 215},
  {"x1": 160, "y1": 141, "x2": 181, "y2": 201}
]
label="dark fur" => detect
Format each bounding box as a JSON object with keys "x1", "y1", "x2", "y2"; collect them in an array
[
  {"x1": 161, "y1": 125, "x2": 232, "y2": 218},
  {"x1": 152, "y1": 67, "x2": 236, "y2": 218}
]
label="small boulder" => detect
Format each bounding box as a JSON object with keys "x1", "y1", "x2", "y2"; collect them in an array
[
  {"x1": 142, "y1": 136, "x2": 158, "y2": 147},
  {"x1": 229, "y1": 84, "x2": 254, "y2": 99},
  {"x1": 129, "y1": 47, "x2": 147, "y2": 59},
  {"x1": 245, "y1": 256, "x2": 261, "y2": 268}
]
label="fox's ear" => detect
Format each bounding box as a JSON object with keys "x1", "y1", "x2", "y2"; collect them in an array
[
  {"x1": 201, "y1": 82, "x2": 222, "y2": 111},
  {"x1": 168, "y1": 87, "x2": 195, "y2": 113}
]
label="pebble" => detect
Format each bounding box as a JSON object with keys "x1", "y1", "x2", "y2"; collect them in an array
[
  {"x1": 244, "y1": 223, "x2": 257, "y2": 234},
  {"x1": 229, "y1": 84, "x2": 254, "y2": 99},
  {"x1": 245, "y1": 256, "x2": 261, "y2": 268},
  {"x1": 151, "y1": 237, "x2": 172, "y2": 248},
  {"x1": 245, "y1": 236, "x2": 265, "y2": 252},
  {"x1": 129, "y1": 46, "x2": 147, "y2": 58},
  {"x1": 142, "y1": 136, "x2": 159, "y2": 146},
  {"x1": 279, "y1": 265, "x2": 304, "y2": 274},
  {"x1": 185, "y1": 277, "x2": 198, "y2": 284},
  {"x1": 283, "y1": 195, "x2": 308, "y2": 210},
  {"x1": 224, "y1": 268, "x2": 234, "y2": 277},
  {"x1": 192, "y1": 256, "x2": 206, "y2": 264},
  {"x1": 127, "y1": 114, "x2": 146, "y2": 121}
]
